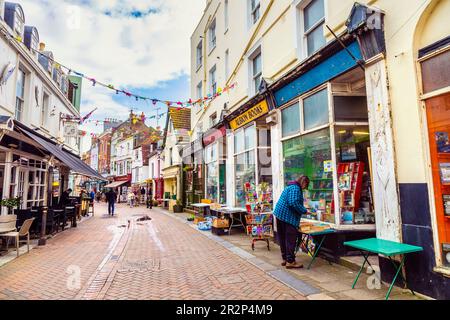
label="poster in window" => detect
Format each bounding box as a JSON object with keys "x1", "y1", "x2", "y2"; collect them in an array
[
  {"x1": 436, "y1": 132, "x2": 450, "y2": 153},
  {"x1": 444, "y1": 195, "x2": 450, "y2": 216},
  {"x1": 439, "y1": 163, "x2": 450, "y2": 184},
  {"x1": 341, "y1": 144, "x2": 357, "y2": 161}
]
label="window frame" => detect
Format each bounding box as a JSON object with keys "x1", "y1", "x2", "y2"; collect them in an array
[
  {"x1": 248, "y1": 45, "x2": 262, "y2": 96},
  {"x1": 224, "y1": 0, "x2": 229, "y2": 32},
  {"x1": 208, "y1": 18, "x2": 217, "y2": 53},
  {"x1": 250, "y1": 0, "x2": 261, "y2": 25},
  {"x1": 15, "y1": 68, "x2": 26, "y2": 122},
  {"x1": 196, "y1": 40, "x2": 203, "y2": 71},
  {"x1": 296, "y1": 0, "x2": 326, "y2": 59},
  {"x1": 209, "y1": 65, "x2": 217, "y2": 95}
]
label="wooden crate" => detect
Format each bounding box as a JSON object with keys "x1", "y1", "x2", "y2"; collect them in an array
[{"x1": 212, "y1": 218, "x2": 229, "y2": 228}]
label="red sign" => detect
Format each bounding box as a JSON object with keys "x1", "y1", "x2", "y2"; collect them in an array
[
  {"x1": 114, "y1": 174, "x2": 131, "y2": 182},
  {"x1": 203, "y1": 126, "x2": 227, "y2": 147}
]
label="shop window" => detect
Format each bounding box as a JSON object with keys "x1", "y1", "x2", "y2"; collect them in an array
[
  {"x1": 282, "y1": 103, "x2": 301, "y2": 137},
  {"x1": 335, "y1": 126, "x2": 374, "y2": 225},
  {"x1": 235, "y1": 150, "x2": 256, "y2": 208},
  {"x1": 425, "y1": 93, "x2": 450, "y2": 267},
  {"x1": 303, "y1": 88, "x2": 328, "y2": 131},
  {"x1": 205, "y1": 143, "x2": 218, "y2": 202},
  {"x1": 282, "y1": 128, "x2": 333, "y2": 222},
  {"x1": 333, "y1": 96, "x2": 369, "y2": 122},
  {"x1": 244, "y1": 125, "x2": 256, "y2": 150},
  {"x1": 421, "y1": 49, "x2": 450, "y2": 94},
  {"x1": 258, "y1": 127, "x2": 271, "y2": 147}
]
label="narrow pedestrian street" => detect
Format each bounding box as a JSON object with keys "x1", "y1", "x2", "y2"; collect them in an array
[
  {"x1": 0, "y1": 203, "x2": 420, "y2": 300},
  {"x1": 0, "y1": 204, "x2": 305, "y2": 300}
]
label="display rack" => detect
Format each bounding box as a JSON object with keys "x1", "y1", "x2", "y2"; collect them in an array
[
  {"x1": 337, "y1": 162, "x2": 365, "y2": 225},
  {"x1": 244, "y1": 182, "x2": 273, "y2": 251}
]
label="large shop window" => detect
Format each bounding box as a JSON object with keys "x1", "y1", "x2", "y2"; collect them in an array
[
  {"x1": 425, "y1": 93, "x2": 450, "y2": 268},
  {"x1": 205, "y1": 143, "x2": 218, "y2": 201},
  {"x1": 335, "y1": 126, "x2": 374, "y2": 225},
  {"x1": 282, "y1": 128, "x2": 333, "y2": 222},
  {"x1": 235, "y1": 125, "x2": 257, "y2": 207}
]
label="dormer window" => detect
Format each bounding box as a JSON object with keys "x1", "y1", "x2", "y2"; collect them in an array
[
  {"x1": 24, "y1": 26, "x2": 39, "y2": 54},
  {"x1": 4, "y1": 3, "x2": 25, "y2": 36}
]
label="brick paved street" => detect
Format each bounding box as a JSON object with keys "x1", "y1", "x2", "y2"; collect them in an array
[{"x1": 0, "y1": 203, "x2": 305, "y2": 300}]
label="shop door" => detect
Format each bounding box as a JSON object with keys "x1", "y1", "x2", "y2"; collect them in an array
[{"x1": 426, "y1": 93, "x2": 450, "y2": 267}]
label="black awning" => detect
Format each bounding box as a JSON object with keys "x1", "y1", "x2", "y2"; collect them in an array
[{"x1": 17, "y1": 126, "x2": 106, "y2": 181}]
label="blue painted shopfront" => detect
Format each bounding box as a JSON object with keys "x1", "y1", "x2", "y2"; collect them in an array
[{"x1": 274, "y1": 41, "x2": 363, "y2": 107}]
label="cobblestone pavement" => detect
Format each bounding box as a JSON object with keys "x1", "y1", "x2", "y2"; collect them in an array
[{"x1": 0, "y1": 203, "x2": 305, "y2": 300}]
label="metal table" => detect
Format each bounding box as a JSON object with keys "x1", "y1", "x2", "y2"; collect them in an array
[
  {"x1": 295, "y1": 228, "x2": 336, "y2": 270},
  {"x1": 344, "y1": 238, "x2": 423, "y2": 300},
  {"x1": 191, "y1": 203, "x2": 211, "y2": 217},
  {"x1": 214, "y1": 207, "x2": 247, "y2": 235}
]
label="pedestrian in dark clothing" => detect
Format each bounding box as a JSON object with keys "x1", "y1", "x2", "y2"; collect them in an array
[
  {"x1": 105, "y1": 189, "x2": 117, "y2": 216},
  {"x1": 59, "y1": 188, "x2": 72, "y2": 208},
  {"x1": 147, "y1": 189, "x2": 153, "y2": 209},
  {"x1": 273, "y1": 176, "x2": 310, "y2": 269}
]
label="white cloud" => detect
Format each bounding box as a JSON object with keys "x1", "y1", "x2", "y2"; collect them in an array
[
  {"x1": 19, "y1": 0, "x2": 204, "y2": 87},
  {"x1": 16, "y1": 0, "x2": 204, "y2": 131}
]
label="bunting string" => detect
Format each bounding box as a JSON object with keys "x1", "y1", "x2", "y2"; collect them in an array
[{"x1": 3, "y1": 28, "x2": 237, "y2": 109}]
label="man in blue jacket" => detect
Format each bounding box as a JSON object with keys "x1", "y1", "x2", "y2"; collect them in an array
[{"x1": 273, "y1": 176, "x2": 310, "y2": 269}]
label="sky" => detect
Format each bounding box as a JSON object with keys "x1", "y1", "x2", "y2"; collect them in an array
[{"x1": 17, "y1": 0, "x2": 205, "y2": 152}]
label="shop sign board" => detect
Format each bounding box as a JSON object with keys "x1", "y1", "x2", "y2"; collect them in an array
[{"x1": 230, "y1": 100, "x2": 269, "y2": 130}]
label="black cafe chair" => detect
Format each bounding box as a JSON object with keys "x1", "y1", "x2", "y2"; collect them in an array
[{"x1": 65, "y1": 206, "x2": 77, "y2": 228}]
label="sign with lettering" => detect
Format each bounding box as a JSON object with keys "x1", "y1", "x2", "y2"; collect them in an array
[{"x1": 229, "y1": 100, "x2": 269, "y2": 130}]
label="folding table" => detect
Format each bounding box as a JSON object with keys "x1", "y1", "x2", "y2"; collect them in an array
[
  {"x1": 295, "y1": 228, "x2": 336, "y2": 269},
  {"x1": 344, "y1": 238, "x2": 423, "y2": 300}
]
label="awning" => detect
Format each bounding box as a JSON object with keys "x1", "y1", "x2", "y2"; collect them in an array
[
  {"x1": 104, "y1": 181, "x2": 128, "y2": 188},
  {"x1": 17, "y1": 124, "x2": 106, "y2": 180}
]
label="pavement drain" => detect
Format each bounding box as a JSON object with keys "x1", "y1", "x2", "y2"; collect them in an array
[{"x1": 268, "y1": 269, "x2": 321, "y2": 296}]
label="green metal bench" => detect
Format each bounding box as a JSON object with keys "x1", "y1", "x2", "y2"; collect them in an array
[{"x1": 344, "y1": 238, "x2": 423, "y2": 300}]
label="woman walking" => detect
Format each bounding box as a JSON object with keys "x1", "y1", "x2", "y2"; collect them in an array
[{"x1": 273, "y1": 175, "x2": 310, "y2": 269}]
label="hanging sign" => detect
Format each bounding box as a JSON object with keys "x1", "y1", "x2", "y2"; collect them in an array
[{"x1": 229, "y1": 100, "x2": 269, "y2": 130}]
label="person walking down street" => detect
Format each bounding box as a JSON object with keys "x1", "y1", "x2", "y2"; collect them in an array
[
  {"x1": 90, "y1": 190, "x2": 95, "y2": 202},
  {"x1": 128, "y1": 191, "x2": 135, "y2": 208},
  {"x1": 147, "y1": 188, "x2": 153, "y2": 209},
  {"x1": 273, "y1": 176, "x2": 310, "y2": 269},
  {"x1": 105, "y1": 189, "x2": 117, "y2": 216},
  {"x1": 95, "y1": 191, "x2": 102, "y2": 203},
  {"x1": 140, "y1": 187, "x2": 146, "y2": 205}
]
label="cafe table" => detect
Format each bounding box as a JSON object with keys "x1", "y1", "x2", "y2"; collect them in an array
[{"x1": 344, "y1": 238, "x2": 423, "y2": 300}]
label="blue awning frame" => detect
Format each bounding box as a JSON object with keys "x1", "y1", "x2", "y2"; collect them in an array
[{"x1": 274, "y1": 41, "x2": 363, "y2": 107}]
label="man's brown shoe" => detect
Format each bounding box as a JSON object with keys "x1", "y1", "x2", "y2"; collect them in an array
[
  {"x1": 286, "y1": 262, "x2": 304, "y2": 269},
  {"x1": 281, "y1": 261, "x2": 287, "y2": 267}
]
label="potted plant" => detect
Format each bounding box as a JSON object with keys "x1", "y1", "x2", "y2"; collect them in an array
[
  {"x1": 173, "y1": 199, "x2": 183, "y2": 213},
  {"x1": 0, "y1": 197, "x2": 21, "y2": 215}
]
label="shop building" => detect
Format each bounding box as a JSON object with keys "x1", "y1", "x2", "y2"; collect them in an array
[
  {"x1": 161, "y1": 107, "x2": 191, "y2": 210},
  {"x1": 0, "y1": 2, "x2": 103, "y2": 213},
  {"x1": 190, "y1": 0, "x2": 450, "y2": 298},
  {"x1": 148, "y1": 143, "x2": 164, "y2": 202}
]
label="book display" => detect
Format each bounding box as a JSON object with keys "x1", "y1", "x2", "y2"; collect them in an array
[
  {"x1": 244, "y1": 182, "x2": 273, "y2": 251},
  {"x1": 337, "y1": 162, "x2": 365, "y2": 225}
]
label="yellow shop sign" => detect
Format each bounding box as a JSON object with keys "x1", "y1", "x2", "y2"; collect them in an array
[{"x1": 230, "y1": 100, "x2": 269, "y2": 130}]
